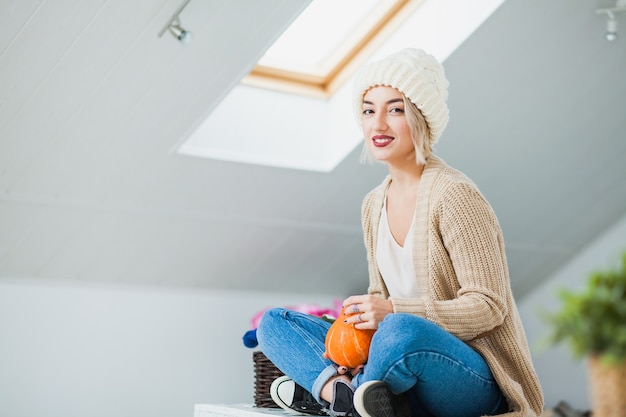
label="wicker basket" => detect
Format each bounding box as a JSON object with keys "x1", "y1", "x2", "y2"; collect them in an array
[{"x1": 253, "y1": 351, "x2": 284, "y2": 408}]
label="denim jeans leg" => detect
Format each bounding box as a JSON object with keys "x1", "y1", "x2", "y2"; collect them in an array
[
  {"x1": 256, "y1": 308, "x2": 337, "y2": 403},
  {"x1": 355, "y1": 314, "x2": 506, "y2": 417}
]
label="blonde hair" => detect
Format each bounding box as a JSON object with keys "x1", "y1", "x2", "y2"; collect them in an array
[
  {"x1": 360, "y1": 93, "x2": 432, "y2": 165},
  {"x1": 403, "y1": 95, "x2": 431, "y2": 164}
]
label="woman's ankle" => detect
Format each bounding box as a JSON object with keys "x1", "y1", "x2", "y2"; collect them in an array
[{"x1": 320, "y1": 374, "x2": 352, "y2": 403}]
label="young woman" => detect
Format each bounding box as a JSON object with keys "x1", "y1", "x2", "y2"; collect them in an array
[{"x1": 257, "y1": 48, "x2": 543, "y2": 417}]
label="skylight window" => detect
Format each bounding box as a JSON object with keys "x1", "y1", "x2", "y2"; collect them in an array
[
  {"x1": 258, "y1": 0, "x2": 392, "y2": 75},
  {"x1": 243, "y1": 0, "x2": 422, "y2": 97}
]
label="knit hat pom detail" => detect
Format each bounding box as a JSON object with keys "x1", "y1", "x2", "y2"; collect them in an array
[{"x1": 353, "y1": 48, "x2": 450, "y2": 145}]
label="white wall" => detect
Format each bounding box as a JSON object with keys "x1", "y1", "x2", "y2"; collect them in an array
[
  {"x1": 0, "y1": 279, "x2": 336, "y2": 417},
  {"x1": 519, "y1": 212, "x2": 626, "y2": 411}
]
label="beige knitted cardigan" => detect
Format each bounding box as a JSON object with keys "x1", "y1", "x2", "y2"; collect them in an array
[{"x1": 361, "y1": 156, "x2": 544, "y2": 417}]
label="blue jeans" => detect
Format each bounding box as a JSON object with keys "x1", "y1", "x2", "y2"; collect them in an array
[{"x1": 257, "y1": 308, "x2": 508, "y2": 417}]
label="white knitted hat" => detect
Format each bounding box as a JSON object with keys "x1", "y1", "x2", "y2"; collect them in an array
[{"x1": 353, "y1": 48, "x2": 450, "y2": 145}]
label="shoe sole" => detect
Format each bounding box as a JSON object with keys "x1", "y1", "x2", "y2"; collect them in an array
[
  {"x1": 353, "y1": 381, "x2": 396, "y2": 417},
  {"x1": 270, "y1": 376, "x2": 300, "y2": 413}
]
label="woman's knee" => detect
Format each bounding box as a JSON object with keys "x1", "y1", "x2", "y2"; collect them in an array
[
  {"x1": 378, "y1": 313, "x2": 431, "y2": 335},
  {"x1": 373, "y1": 314, "x2": 440, "y2": 351},
  {"x1": 256, "y1": 307, "x2": 287, "y2": 344}
]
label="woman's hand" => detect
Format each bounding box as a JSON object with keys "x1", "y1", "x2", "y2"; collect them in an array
[
  {"x1": 337, "y1": 364, "x2": 364, "y2": 377},
  {"x1": 342, "y1": 294, "x2": 393, "y2": 330}
]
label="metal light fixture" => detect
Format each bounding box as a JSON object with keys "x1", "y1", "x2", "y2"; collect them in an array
[
  {"x1": 596, "y1": 0, "x2": 626, "y2": 41},
  {"x1": 159, "y1": 0, "x2": 193, "y2": 45}
]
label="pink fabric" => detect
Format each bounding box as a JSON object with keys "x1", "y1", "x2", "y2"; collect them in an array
[{"x1": 251, "y1": 299, "x2": 342, "y2": 329}]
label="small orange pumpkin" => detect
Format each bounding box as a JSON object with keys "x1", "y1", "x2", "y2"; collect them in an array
[{"x1": 324, "y1": 308, "x2": 376, "y2": 368}]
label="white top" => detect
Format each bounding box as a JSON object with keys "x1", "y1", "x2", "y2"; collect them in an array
[{"x1": 375, "y1": 196, "x2": 419, "y2": 298}]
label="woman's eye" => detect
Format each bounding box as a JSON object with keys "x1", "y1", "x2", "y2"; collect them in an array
[
  {"x1": 362, "y1": 109, "x2": 374, "y2": 115},
  {"x1": 390, "y1": 107, "x2": 404, "y2": 114}
]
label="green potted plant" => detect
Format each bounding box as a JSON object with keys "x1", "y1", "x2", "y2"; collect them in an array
[{"x1": 544, "y1": 251, "x2": 626, "y2": 417}]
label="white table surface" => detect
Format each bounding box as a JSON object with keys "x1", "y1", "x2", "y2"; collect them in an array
[{"x1": 194, "y1": 404, "x2": 304, "y2": 417}]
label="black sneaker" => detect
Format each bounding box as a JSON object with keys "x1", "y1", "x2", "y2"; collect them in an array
[
  {"x1": 270, "y1": 375, "x2": 328, "y2": 415},
  {"x1": 328, "y1": 379, "x2": 360, "y2": 417},
  {"x1": 353, "y1": 381, "x2": 411, "y2": 417}
]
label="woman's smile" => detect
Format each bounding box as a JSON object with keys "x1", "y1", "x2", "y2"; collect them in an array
[{"x1": 372, "y1": 135, "x2": 394, "y2": 147}]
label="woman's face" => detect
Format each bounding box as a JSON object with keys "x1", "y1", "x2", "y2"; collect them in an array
[{"x1": 361, "y1": 86, "x2": 415, "y2": 165}]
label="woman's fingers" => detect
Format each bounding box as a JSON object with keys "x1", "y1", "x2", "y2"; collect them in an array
[
  {"x1": 337, "y1": 365, "x2": 364, "y2": 377},
  {"x1": 351, "y1": 365, "x2": 364, "y2": 376}
]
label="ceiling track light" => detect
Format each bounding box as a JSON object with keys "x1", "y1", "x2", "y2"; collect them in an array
[
  {"x1": 596, "y1": 0, "x2": 626, "y2": 41},
  {"x1": 159, "y1": 0, "x2": 193, "y2": 45}
]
